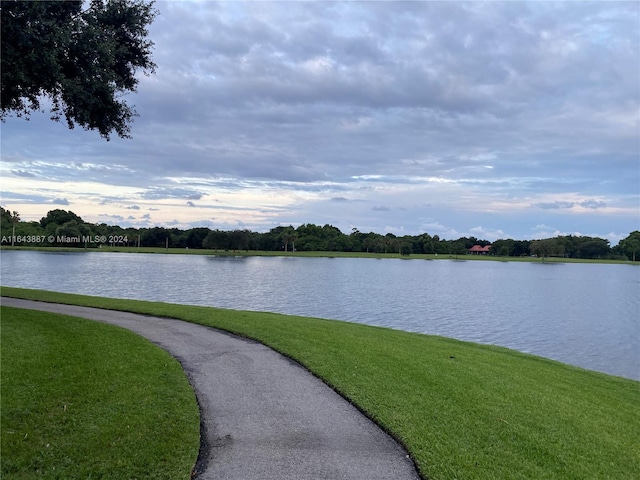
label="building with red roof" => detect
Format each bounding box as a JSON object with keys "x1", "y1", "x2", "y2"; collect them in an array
[{"x1": 468, "y1": 244, "x2": 491, "y2": 255}]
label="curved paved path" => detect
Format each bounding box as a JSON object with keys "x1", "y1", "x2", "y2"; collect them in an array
[{"x1": 2, "y1": 298, "x2": 420, "y2": 480}]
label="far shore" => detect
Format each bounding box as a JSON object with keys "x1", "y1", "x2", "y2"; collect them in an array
[{"x1": 0, "y1": 244, "x2": 636, "y2": 265}]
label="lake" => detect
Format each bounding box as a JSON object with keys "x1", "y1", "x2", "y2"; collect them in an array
[{"x1": 1, "y1": 250, "x2": 638, "y2": 380}]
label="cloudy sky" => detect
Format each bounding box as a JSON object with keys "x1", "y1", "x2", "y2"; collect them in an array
[{"x1": 1, "y1": 0, "x2": 639, "y2": 243}]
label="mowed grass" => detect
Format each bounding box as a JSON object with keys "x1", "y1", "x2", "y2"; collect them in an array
[
  {"x1": 0, "y1": 306, "x2": 200, "y2": 479},
  {"x1": 2, "y1": 287, "x2": 639, "y2": 479}
]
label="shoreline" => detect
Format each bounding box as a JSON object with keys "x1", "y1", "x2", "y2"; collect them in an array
[{"x1": 0, "y1": 245, "x2": 635, "y2": 265}]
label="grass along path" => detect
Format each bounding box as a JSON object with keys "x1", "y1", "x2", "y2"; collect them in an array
[
  {"x1": 0, "y1": 306, "x2": 200, "y2": 479},
  {"x1": 2, "y1": 287, "x2": 639, "y2": 479}
]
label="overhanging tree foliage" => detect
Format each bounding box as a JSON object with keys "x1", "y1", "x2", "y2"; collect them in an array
[{"x1": 1, "y1": 0, "x2": 157, "y2": 139}]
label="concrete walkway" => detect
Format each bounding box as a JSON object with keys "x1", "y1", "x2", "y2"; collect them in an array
[{"x1": 2, "y1": 298, "x2": 420, "y2": 480}]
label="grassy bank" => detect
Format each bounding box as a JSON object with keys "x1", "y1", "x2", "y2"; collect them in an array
[
  {"x1": 1, "y1": 306, "x2": 200, "y2": 479},
  {"x1": 2, "y1": 287, "x2": 639, "y2": 479},
  {"x1": 0, "y1": 245, "x2": 634, "y2": 264}
]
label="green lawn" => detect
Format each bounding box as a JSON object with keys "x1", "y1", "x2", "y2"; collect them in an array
[
  {"x1": 2, "y1": 286, "x2": 639, "y2": 479},
  {"x1": 0, "y1": 306, "x2": 200, "y2": 479}
]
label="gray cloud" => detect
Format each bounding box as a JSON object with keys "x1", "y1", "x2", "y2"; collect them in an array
[
  {"x1": 533, "y1": 200, "x2": 607, "y2": 210},
  {"x1": 534, "y1": 201, "x2": 577, "y2": 210},
  {"x1": 140, "y1": 187, "x2": 204, "y2": 200},
  {"x1": 0, "y1": 1, "x2": 637, "y2": 241},
  {"x1": 11, "y1": 169, "x2": 36, "y2": 178},
  {"x1": 579, "y1": 200, "x2": 607, "y2": 210},
  {"x1": 0, "y1": 191, "x2": 51, "y2": 204},
  {"x1": 51, "y1": 198, "x2": 69, "y2": 205}
]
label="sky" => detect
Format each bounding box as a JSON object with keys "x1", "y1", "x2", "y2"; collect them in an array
[{"x1": 1, "y1": 0, "x2": 639, "y2": 244}]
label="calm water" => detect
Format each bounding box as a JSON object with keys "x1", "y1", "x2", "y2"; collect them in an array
[{"x1": 1, "y1": 250, "x2": 638, "y2": 380}]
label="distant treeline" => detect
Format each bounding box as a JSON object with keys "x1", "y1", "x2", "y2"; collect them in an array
[{"x1": 2, "y1": 207, "x2": 639, "y2": 261}]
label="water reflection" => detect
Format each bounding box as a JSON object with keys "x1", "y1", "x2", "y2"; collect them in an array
[{"x1": 1, "y1": 250, "x2": 638, "y2": 380}]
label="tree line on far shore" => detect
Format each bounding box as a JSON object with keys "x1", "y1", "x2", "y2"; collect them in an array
[{"x1": 1, "y1": 207, "x2": 639, "y2": 261}]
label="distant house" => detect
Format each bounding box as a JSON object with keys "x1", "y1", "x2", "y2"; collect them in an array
[{"x1": 468, "y1": 244, "x2": 491, "y2": 255}]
